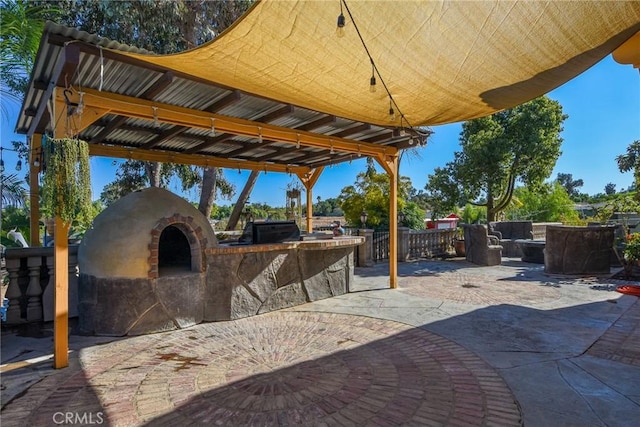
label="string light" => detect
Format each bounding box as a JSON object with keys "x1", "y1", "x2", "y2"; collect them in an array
[
  {"x1": 258, "y1": 126, "x2": 263, "y2": 143},
  {"x1": 330, "y1": 140, "x2": 335, "y2": 154},
  {"x1": 388, "y1": 99, "x2": 396, "y2": 122},
  {"x1": 339, "y1": 0, "x2": 430, "y2": 146},
  {"x1": 369, "y1": 60, "x2": 376, "y2": 93},
  {"x1": 152, "y1": 106, "x2": 159, "y2": 127},
  {"x1": 357, "y1": 144, "x2": 361, "y2": 157},
  {"x1": 210, "y1": 118, "x2": 216, "y2": 136},
  {"x1": 0, "y1": 146, "x2": 24, "y2": 172},
  {"x1": 296, "y1": 133, "x2": 301, "y2": 149},
  {"x1": 336, "y1": 1, "x2": 346, "y2": 38}
]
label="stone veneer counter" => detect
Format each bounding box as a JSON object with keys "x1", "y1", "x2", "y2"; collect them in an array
[{"x1": 205, "y1": 236, "x2": 364, "y2": 324}]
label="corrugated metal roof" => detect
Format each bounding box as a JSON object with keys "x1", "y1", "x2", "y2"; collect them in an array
[{"x1": 17, "y1": 22, "x2": 424, "y2": 172}]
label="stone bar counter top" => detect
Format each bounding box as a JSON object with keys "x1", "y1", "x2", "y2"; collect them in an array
[{"x1": 208, "y1": 235, "x2": 364, "y2": 255}]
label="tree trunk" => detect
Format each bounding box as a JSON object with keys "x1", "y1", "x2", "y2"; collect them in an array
[
  {"x1": 226, "y1": 170, "x2": 260, "y2": 230},
  {"x1": 145, "y1": 162, "x2": 162, "y2": 187},
  {"x1": 486, "y1": 193, "x2": 496, "y2": 222},
  {"x1": 198, "y1": 167, "x2": 218, "y2": 218}
]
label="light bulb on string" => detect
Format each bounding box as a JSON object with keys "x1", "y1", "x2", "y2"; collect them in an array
[
  {"x1": 388, "y1": 99, "x2": 396, "y2": 122},
  {"x1": 336, "y1": 1, "x2": 346, "y2": 38},
  {"x1": 210, "y1": 118, "x2": 216, "y2": 136},
  {"x1": 258, "y1": 126, "x2": 263, "y2": 143},
  {"x1": 369, "y1": 62, "x2": 376, "y2": 93}
]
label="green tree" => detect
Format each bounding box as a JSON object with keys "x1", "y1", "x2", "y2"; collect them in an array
[
  {"x1": 423, "y1": 163, "x2": 463, "y2": 220},
  {"x1": 505, "y1": 182, "x2": 579, "y2": 223},
  {"x1": 555, "y1": 173, "x2": 584, "y2": 199},
  {"x1": 313, "y1": 197, "x2": 343, "y2": 216},
  {"x1": 0, "y1": 172, "x2": 27, "y2": 208},
  {"x1": 399, "y1": 201, "x2": 426, "y2": 230},
  {"x1": 338, "y1": 158, "x2": 415, "y2": 230},
  {"x1": 605, "y1": 182, "x2": 617, "y2": 196},
  {"x1": 425, "y1": 96, "x2": 566, "y2": 222},
  {"x1": 0, "y1": 205, "x2": 30, "y2": 247},
  {"x1": 616, "y1": 140, "x2": 640, "y2": 200}
]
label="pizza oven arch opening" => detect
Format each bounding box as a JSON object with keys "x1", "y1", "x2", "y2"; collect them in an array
[{"x1": 156, "y1": 223, "x2": 202, "y2": 277}]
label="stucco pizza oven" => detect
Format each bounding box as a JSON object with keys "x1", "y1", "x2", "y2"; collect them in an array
[{"x1": 78, "y1": 187, "x2": 218, "y2": 336}]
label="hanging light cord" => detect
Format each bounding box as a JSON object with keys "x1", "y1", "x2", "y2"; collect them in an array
[{"x1": 341, "y1": 1, "x2": 405, "y2": 125}]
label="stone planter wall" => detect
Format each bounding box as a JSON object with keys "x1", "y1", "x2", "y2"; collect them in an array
[{"x1": 544, "y1": 225, "x2": 615, "y2": 275}]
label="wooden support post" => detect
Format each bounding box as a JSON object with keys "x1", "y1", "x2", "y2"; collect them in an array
[
  {"x1": 29, "y1": 134, "x2": 42, "y2": 246},
  {"x1": 305, "y1": 186, "x2": 313, "y2": 233},
  {"x1": 54, "y1": 217, "x2": 70, "y2": 369},
  {"x1": 376, "y1": 155, "x2": 398, "y2": 289},
  {"x1": 297, "y1": 167, "x2": 324, "y2": 234}
]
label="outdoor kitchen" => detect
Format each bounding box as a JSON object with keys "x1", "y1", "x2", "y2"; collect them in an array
[{"x1": 77, "y1": 187, "x2": 362, "y2": 336}]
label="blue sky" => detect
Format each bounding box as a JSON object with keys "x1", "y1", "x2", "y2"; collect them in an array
[{"x1": 1, "y1": 54, "x2": 638, "y2": 208}]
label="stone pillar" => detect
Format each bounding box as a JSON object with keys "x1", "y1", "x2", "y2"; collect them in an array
[
  {"x1": 68, "y1": 252, "x2": 79, "y2": 318},
  {"x1": 358, "y1": 229, "x2": 374, "y2": 267},
  {"x1": 26, "y1": 255, "x2": 43, "y2": 321},
  {"x1": 5, "y1": 258, "x2": 23, "y2": 324},
  {"x1": 398, "y1": 227, "x2": 410, "y2": 262},
  {"x1": 43, "y1": 255, "x2": 55, "y2": 322}
]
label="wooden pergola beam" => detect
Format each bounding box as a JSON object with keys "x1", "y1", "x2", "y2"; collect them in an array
[
  {"x1": 57, "y1": 87, "x2": 397, "y2": 158},
  {"x1": 92, "y1": 71, "x2": 175, "y2": 143},
  {"x1": 204, "y1": 105, "x2": 297, "y2": 158},
  {"x1": 87, "y1": 143, "x2": 310, "y2": 175}
]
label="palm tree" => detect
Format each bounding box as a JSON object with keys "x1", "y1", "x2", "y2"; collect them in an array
[
  {"x1": 1, "y1": 172, "x2": 28, "y2": 235},
  {"x1": 0, "y1": 0, "x2": 57, "y2": 117}
]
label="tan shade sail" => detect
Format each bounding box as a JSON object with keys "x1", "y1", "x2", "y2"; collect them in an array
[
  {"x1": 613, "y1": 30, "x2": 640, "y2": 69},
  {"x1": 111, "y1": 1, "x2": 640, "y2": 127}
]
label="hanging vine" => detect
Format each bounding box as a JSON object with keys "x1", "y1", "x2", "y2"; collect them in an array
[{"x1": 42, "y1": 137, "x2": 92, "y2": 225}]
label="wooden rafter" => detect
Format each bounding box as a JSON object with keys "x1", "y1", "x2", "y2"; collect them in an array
[
  {"x1": 92, "y1": 71, "x2": 175, "y2": 143},
  {"x1": 57, "y1": 87, "x2": 398, "y2": 158},
  {"x1": 87, "y1": 143, "x2": 310, "y2": 175}
]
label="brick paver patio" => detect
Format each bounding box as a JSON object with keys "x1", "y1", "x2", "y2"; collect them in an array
[{"x1": 0, "y1": 312, "x2": 521, "y2": 426}]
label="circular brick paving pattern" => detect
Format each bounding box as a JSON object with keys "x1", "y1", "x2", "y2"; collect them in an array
[{"x1": 1, "y1": 312, "x2": 521, "y2": 426}]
